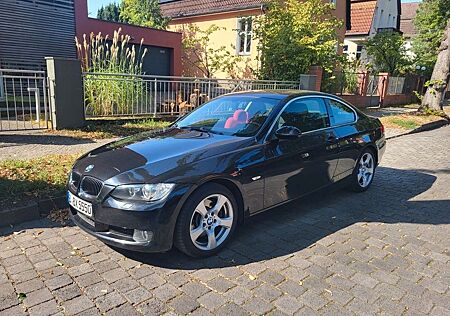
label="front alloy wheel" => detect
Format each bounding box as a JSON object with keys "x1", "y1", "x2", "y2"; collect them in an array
[
  {"x1": 175, "y1": 183, "x2": 238, "y2": 257},
  {"x1": 189, "y1": 194, "x2": 234, "y2": 251}
]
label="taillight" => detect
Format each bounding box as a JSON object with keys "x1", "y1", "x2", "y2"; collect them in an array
[{"x1": 380, "y1": 124, "x2": 385, "y2": 135}]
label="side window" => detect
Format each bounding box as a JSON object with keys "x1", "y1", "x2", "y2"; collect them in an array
[
  {"x1": 328, "y1": 99, "x2": 356, "y2": 125},
  {"x1": 276, "y1": 98, "x2": 329, "y2": 133}
]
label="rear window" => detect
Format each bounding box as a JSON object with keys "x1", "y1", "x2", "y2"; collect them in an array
[{"x1": 328, "y1": 99, "x2": 356, "y2": 125}]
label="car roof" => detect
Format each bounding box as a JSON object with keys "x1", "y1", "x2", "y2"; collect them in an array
[{"x1": 226, "y1": 90, "x2": 335, "y2": 101}]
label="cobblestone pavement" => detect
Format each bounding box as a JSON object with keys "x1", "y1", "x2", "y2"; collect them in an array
[{"x1": 1, "y1": 126, "x2": 449, "y2": 316}]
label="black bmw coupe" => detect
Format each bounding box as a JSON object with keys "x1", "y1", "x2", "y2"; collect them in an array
[{"x1": 68, "y1": 91, "x2": 386, "y2": 257}]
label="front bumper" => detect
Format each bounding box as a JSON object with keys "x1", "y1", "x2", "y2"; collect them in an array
[
  {"x1": 68, "y1": 184, "x2": 191, "y2": 253},
  {"x1": 70, "y1": 212, "x2": 163, "y2": 252}
]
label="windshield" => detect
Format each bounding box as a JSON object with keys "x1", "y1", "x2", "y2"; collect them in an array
[{"x1": 174, "y1": 95, "x2": 280, "y2": 137}]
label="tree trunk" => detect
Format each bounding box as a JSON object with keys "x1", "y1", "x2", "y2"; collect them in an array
[{"x1": 421, "y1": 19, "x2": 450, "y2": 111}]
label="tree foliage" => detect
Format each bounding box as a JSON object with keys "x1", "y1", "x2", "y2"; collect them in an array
[
  {"x1": 120, "y1": 0, "x2": 170, "y2": 30},
  {"x1": 253, "y1": 0, "x2": 342, "y2": 81},
  {"x1": 365, "y1": 31, "x2": 411, "y2": 75},
  {"x1": 412, "y1": 0, "x2": 450, "y2": 74},
  {"x1": 181, "y1": 24, "x2": 242, "y2": 78},
  {"x1": 97, "y1": 3, "x2": 121, "y2": 22}
]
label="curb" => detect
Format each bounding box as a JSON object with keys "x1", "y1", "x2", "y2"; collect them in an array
[
  {"x1": 386, "y1": 119, "x2": 450, "y2": 140},
  {"x1": 0, "y1": 196, "x2": 67, "y2": 228}
]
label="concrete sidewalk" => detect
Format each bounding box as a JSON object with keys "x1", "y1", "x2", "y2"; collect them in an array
[{"x1": 0, "y1": 130, "x2": 115, "y2": 161}]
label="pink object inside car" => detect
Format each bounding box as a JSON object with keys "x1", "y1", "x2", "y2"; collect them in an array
[{"x1": 224, "y1": 110, "x2": 249, "y2": 129}]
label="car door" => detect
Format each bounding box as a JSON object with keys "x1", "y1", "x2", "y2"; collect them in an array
[
  {"x1": 262, "y1": 97, "x2": 339, "y2": 209},
  {"x1": 325, "y1": 98, "x2": 359, "y2": 181}
]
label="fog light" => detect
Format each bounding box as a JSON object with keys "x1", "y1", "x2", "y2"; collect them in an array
[{"x1": 133, "y1": 229, "x2": 153, "y2": 243}]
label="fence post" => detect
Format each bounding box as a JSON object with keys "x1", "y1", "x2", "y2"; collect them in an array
[
  {"x1": 309, "y1": 66, "x2": 323, "y2": 91},
  {"x1": 359, "y1": 72, "x2": 370, "y2": 96},
  {"x1": 153, "y1": 78, "x2": 157, "y2": 116},
  {"x1": 208, "y1": 80, "x2": 211, "y2": 99},
  {"x1": 377, "y1": 72, "x2": 390, "y2": 107},
  {"x1": 43, "y1": 76, "x2": 49, "y2": 128},
  {"x1": 45, "y1": 57, "x2": 85, "y2": 129}
]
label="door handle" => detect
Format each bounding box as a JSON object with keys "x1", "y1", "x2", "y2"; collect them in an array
[
  {"x1": 326, "y1": 134, "x2": 338, "y2": 143},
  {"x1": 300, "y1": 152, "x2": 310, "y2": 159}
]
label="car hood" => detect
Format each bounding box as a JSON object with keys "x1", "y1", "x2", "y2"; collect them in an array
[{"x1": 73, "y1": 128, "x2": 254, "y2": 185}]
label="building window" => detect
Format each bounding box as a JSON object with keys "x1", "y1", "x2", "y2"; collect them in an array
[
  {"x1": 330, "y1": 0, "x2": 336, "y2": 6},
  {"x1": 237, "y1": 17, "x2": 252, "y2": 55},
  {"x1": 343, "y1": 45, "x2": 348, "y2": 54},
  {"x1": 356, "y1": 45, "x2": 363, "y2": 60}
]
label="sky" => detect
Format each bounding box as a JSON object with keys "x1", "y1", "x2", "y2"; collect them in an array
[
  {"x1": 87, "y1": 0, "x2": 422, "y2": 18},
  {"x1": 88, "y1": 0, "x2": 118, "y2": 17}
]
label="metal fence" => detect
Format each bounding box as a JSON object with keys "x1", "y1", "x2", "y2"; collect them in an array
[
  {"x1": 387, "y1": 75, "x2": 418, "y2": 95},
  {"x1": 366, "y1": 74, "x2": 382, "y2": 96},
  {"x1": 0, "y1": 69, "x2": 51, "y2": 131},
  {"x1": 82, "y1": 73, "x2": 316, "y2": 118},
  {"x1": 330, "y1": 71, "x2": 419, "y2": 97},
  {"x1": 329, "y1": 72, "x2": 382, "y2": 96},
  {"x1": 387, "y1": 76, "x2": 406, "y2": 95}
]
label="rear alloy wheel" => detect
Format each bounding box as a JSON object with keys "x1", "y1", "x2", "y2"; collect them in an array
[
  {"x1": 175, "y1": 183, "x2": 238, "y2": 257},
  {"x1": 350, "y1": 149, "x2": 376, "y2": 192}
]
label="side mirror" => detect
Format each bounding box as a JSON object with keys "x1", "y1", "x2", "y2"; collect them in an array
[{"x1": 275, "y1": 126, "x2": 302, "y2": 140}]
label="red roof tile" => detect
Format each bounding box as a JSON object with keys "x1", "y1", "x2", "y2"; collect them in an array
[
  {"x1": 346, "y1": 0, "x2": 377, "y2": 35},
  {"x1": 400, "y1": 2, "x2": 419, "y2": 37},
  {"x1": 160, "y1": 0, "x2": 265, "y2": 19}
]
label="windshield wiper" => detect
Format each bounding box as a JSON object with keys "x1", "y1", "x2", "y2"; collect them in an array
[
  {"x1": 177, "y1": 126, "x2": 224, "y2": 135},
  {"x1": 188, "y1": 126, "x2": 209, "y2": 133}
]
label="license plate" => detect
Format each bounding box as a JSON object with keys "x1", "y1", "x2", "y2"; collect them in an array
[{"x1": 68, "y1": 191, "x2": 93, "y2": 218}]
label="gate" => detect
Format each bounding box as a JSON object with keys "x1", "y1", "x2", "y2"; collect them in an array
[
  {"x1": 365, "y1": 74, "x2": 385, "y2": 107},
  {"x1": 0, "y1": 69, "x2": 51, "y2": 131}
]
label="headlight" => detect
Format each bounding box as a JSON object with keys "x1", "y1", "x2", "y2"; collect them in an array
[{"x1": 111, "y1": 183, "x2": 175, "y2": 202}]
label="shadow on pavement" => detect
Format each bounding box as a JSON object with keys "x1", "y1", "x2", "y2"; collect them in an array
[
  {"x1": 1, "y1": 166, "x2": 448, "y2": 269},
  {"x1": 0, "y1": 134, "x2": 95, "y2": 146},
  {"x1": 113, "y1": 166, "x2": 450, "y2": 269}
]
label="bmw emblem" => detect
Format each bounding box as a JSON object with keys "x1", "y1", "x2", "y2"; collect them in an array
[{"x1": 85, "y1": 164, "x2": 94, "y2": 173}]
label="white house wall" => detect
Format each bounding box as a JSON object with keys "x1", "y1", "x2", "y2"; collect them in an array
[{"x1": 344, "y1": 35, "x2": 366, "y2": 60}]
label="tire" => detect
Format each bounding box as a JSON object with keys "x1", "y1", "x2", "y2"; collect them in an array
[
  {"x1": 349, "y1": 148, "x2": 376, "y2": 192},
  {"x1": 174, "y1": 183, "x2": 239, "y2": 257}
]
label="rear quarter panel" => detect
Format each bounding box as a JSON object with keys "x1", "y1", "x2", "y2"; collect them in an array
[{"x1": 333, "y1": 115, "x2": 383, "y2": 178}]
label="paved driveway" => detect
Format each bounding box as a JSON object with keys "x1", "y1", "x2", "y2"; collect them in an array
[{"x1": 1, "y1": 126, "x2": 449, "y2": 316}]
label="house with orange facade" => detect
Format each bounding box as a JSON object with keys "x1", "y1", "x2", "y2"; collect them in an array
[{"x1": 160, "y1": 0, "x2": 350, "y2": 78}]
